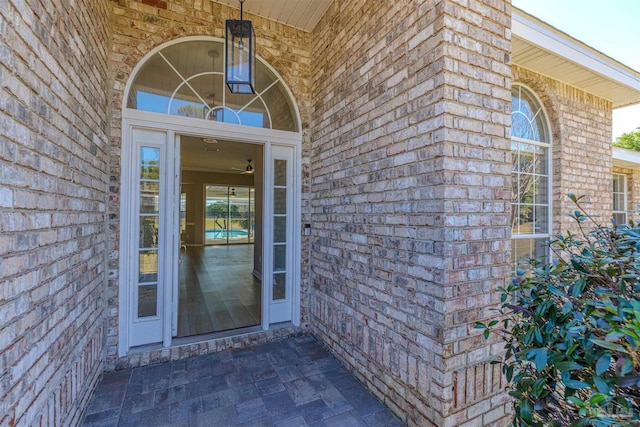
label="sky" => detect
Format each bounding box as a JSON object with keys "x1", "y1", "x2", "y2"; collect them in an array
[{"x1": 512, "y1": 0, "x2": 640, "y2": 139}]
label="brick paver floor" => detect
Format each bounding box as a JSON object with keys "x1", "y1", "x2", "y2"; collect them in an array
[{"x1": 82, "y1": 335, "x2": 404, "y2": 426}]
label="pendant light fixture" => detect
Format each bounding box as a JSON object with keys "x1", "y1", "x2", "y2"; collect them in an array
[{"x1": 225, "y1": 0, "x2": 256, "y2": 94}]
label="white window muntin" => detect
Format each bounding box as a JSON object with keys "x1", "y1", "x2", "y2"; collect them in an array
[{"x1": 613, "y1": 173, "x2": 628, "y2": 224}]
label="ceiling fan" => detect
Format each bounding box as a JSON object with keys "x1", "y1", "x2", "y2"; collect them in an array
[{"x1": 230, "y1": 159, "x2": 254, "y2": 175}]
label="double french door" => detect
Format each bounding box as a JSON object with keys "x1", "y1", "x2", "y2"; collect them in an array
[{"x1": 121, "y1": 127, "x2": 299, "y2": 351}]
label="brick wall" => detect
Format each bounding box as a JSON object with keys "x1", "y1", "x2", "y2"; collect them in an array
[
  {"x1": 512, "y1": 66, "x2": 613, "y2": 232},
  {"x1": 106, "y1": 0, "x2": 312, "y2": 367},
  {"x1": 309, "y1": 1, "x2": 513, "y2": 425},
  {"x1": 0, "y1": 0, "x2": 109, "y2": 425}
]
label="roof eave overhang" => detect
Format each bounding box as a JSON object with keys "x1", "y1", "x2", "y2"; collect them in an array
[
  {"x1": 512, "y1": 7, "x2": 640, "y2": 109},
  {"x1": 613, "y1": 146, "x2": 640, "y2": 168}
]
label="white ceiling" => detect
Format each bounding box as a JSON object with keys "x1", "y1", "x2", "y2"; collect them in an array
[
  {"x1": 212, "y1": 0, "x2": 333, "y2": 32},
  {"x1": 181, "y1": 135, "x2": 261, "y2": 174}
]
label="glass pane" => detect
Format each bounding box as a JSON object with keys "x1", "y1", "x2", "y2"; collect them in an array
[
  {"x1": 513, "y1": 238, "x2": 549, "y2": 273},
  {"x1": 229, "y1": 188, "x2": 250, "y2": 243},
  {"x1": 170, "y1": 74, "x2": 212, "y2": 118},
  {"x1": 273, "y1": 273, "x2": 286, "y2": 301},
  {"x1": 518, "y1": 144, "x2": 534, "y2": 174},
  {"x1": 274, "y1": 188, "x2": 287, "y2": 214},
  {"x1": 140, "y1": 147, "x2": 160, "y2": 179},
  {"x1": 263, "y1": 82, "x2": 298, "y2": 132},
  {"x1": 274, "y1": 159, "x2": 287, "y2": 186},
  {"x1": 533, "y1": 176, "x2": 548, "y2": 204},
  {"x1": 511, "y1": 113, "x2": 532, "y2": 140},
  {"x1": 534, "y1": 205, "x2": 548, "y2": 234},
  {"x1": 274, "y1": 244, "x2": 286, "y2": 271},
  {"x1": 140, "y1": 182, "x2": 159, "y2": 213},
  {"x1": 613, "y1": 212, "x2": 627, "y2": 225},
  {"x1": 518, "y1": 205, "x2": 533, "y2": 232},
  {"x1": 534, "y1": 147, "x2": 548, "y2": 175},
  {"x1": 161, "y1": 41, "x2": 224, "y2": 78},
  {"x1": 274, "y1": 216, "x2": 287, "y2": 243},
  {"x1": 613, "y1": 175, "x2": 623, "y2": 192},
  {"x1": 614, "y1": 193, "x2": 625, "y2": 211},
  {"x1": 511, "y1": 86, "x2": 549, "y2": 143},
  {"x1": 128, "y1": 55, "x2": 183, "y2": 111},
  {"x1": 138, "y1": 285, "x2": 157, "y2": 317},
  {"x1": 140, "y1": 216, "x2": 159, "y2": 248},
  {"x1": 139, "y1": 250, "x2": 158, "y2": 283},
  {"x1": 518, "y1": 174, "x2": 534, "y2": 204}
]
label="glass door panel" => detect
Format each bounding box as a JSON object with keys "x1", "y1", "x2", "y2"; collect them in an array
[
  {"x1": 137, "y1": 147, "x2": 161, "y2": 319},
  {"x1": 268, "y1": 146, "x2": 294, "y2": 324},
  {"x1": 128, "y1": 129, "x2": 166, "y2": 348},
  {"x1": 229, "y1": 187, "x2": 250, "y2": 243},
  {"x1": 205, "y1": 185, "x2": 254, "y2": 245}
]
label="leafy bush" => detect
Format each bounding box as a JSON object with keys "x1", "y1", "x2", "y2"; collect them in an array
[{"x1": 477, "y1": 195, "x2": 640, "y2": 426}]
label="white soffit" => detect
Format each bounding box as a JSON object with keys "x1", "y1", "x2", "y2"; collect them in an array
[
  {"x1": 613, "y1": 146, "x2": 640, "y2": 168},
  {"x1": 212, "y1": 0, "x2": 333, "y2": 32},
  {"x1": 512, "y1": 7, "x2": 640, "y2": 109}
]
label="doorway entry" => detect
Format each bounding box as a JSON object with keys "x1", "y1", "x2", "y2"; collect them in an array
[
  {"x1": 176, "y1": 138, "x2": 263, "y2": 338},
  {"x1": 119, "y1": 36, "x2": 302, "y2": 356}
]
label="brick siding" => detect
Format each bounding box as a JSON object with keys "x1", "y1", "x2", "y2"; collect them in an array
[
  {"x1": 309, "y1": 1, "x2": 513, "y2": 425},
  {"x1": 0, "y1": 0, "x2": 109, "y2": 425}
]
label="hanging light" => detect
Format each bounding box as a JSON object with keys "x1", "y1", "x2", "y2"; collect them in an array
[
  {"x1": 230, "y1": 188, "x2": 237, "y2": 198},
  {"x1": 242, "y1": 159, "x2": 254, "y2": 175},
  {"x1": 225, "y1": 0, "x2": 256, "y2": 94}
]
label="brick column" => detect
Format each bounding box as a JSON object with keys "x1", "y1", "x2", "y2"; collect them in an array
[{"x1": 310, "y1": 0, "x2": 512, "y2": 425}]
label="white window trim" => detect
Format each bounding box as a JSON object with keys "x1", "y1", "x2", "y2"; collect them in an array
[
  {"x1": 613, "y1": 173, "x2": 628, "y2": 224},
  {"x1": 511, "y1": 84, "x2": 553, "y2": 260}
]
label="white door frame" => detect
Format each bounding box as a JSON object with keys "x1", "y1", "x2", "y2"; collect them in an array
[{"x1": 118, "y1": 111, "x2": 302, "y2": 356}]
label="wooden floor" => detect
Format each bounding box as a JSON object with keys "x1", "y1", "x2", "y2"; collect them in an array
[{"x1": 177, "y1": 244, "x2": 261, "y2": 338}]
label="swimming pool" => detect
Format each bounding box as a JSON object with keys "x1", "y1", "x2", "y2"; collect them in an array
[{"x1": 205, "y1": 229, "x2": 249, "y2": 239}]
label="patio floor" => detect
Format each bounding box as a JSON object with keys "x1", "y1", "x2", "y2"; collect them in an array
[{"x1": 82, "y1": 335, "x2": 404, "y2": 426}]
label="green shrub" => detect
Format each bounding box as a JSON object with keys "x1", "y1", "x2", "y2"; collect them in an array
[{"x1": 477, "y1": 195, "x2": 640, "y2": 426}]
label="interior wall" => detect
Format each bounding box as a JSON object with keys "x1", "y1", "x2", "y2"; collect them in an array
[
  {"x1": 0, "y1": 0, "x2": 110, "y2": 425},
  {"x1": 181, "y1": 170, "x2": 254, "y2": 245}
]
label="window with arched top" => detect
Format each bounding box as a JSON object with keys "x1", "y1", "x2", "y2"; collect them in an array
[
  {"x1": 126, "y1": 39, "x2": 299, "y2": 132},
  {"x1": 511, "y1": 85, "x2": 552, "y2": 270}
]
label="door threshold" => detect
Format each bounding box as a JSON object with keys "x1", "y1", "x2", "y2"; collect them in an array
[
  {"x1": 127, "y1": 322, "x2": 296, "y2": 356},
  {"x1": 172, "y1": 325, "x2": 264, "y2": 347}
]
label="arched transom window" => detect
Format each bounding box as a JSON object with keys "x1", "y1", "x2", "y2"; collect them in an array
[
  {"x1": 126, "y1": 39, "x2": 299, "y2": 132},
  {"x1": 511, "y1": 85, "x2": 551, "y2": 269}
]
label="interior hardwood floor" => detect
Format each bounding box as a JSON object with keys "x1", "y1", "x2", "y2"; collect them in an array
[{"x1": 177, "y1": 244, "x2": 261, "y2": 338}]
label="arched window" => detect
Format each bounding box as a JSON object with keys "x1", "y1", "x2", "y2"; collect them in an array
[
  {"x1": 126, "y1": 39, "x2": 299, "y2": 132},
  {"x1": 511, "y1": 85, "x2": 551, "y2": 270}
]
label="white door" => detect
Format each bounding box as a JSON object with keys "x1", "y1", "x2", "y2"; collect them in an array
[
  {"x1": 128, "y1": 129, "x2": 169, "y2": 347},
  {"x1": 267, "y1": 145, "x2": 296, "y2": 324}
]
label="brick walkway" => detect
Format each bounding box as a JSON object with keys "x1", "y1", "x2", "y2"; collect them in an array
[{"x1": 82, "y1": 335, "x2": 404, "y2": 426}]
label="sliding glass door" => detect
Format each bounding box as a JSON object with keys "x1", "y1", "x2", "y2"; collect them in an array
[{"x1": 204, "y1": 186, "x2": 255, "y2": 245}]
